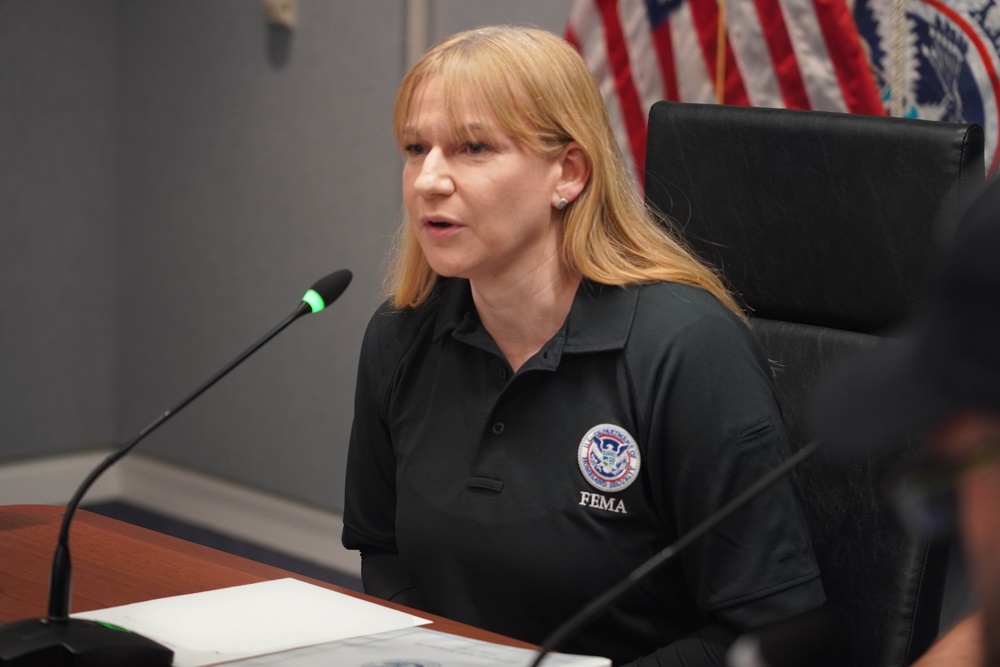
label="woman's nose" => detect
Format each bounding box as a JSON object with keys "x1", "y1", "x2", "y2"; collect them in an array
[{"x1": 413, "y1": 148, "x2": 455, "y2": 197}]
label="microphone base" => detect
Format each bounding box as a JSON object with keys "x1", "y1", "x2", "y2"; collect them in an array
[{"x1": 0, "y1": 617, "x2": 173, "y2": 666}]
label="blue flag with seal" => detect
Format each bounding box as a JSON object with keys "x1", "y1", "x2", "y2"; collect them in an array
[{"x1": 854, "y1": 0, "x2": 1000, "y2": 174}]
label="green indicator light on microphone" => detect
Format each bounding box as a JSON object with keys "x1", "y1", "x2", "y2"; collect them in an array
[
  {"x1": 97, "y1": 621, "x2": 131, "y2": 633},
  {"x1": 302, "y1": 289, "x2": 326, "y2": 313}
]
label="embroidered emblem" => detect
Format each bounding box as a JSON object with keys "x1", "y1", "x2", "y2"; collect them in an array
[{"x1": 578, "y1": 423, "x2": 641, "y2": 492}]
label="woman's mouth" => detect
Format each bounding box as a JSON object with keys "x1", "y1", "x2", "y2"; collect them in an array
[{"x1": 422, "y1": 217, "x2": 462, "y2": 239}]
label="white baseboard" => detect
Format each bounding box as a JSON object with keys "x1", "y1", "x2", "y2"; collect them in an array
[
  {"x1": 0, "y1": 450, "x2": 124, "y2": 505},
  {"x1": 0, "y1": 451, "x2": 361, "y2": 578},
  {"x1": 117, "y1": 455, "x2": 361, "y2": 577}
]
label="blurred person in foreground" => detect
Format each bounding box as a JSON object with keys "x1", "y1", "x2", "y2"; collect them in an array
[
  {"x1": 808, "y1": 175, "x2": 1000, "y2": 666},
  {"x1": 341, "y1": 25, "x2": 824, "y2": 666}
]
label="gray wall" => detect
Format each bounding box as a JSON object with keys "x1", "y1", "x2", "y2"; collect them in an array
[
  {"x1": 0, "y1": 0, "x2": 572, "y2": 513},
  {"x1": 1, "y1": 1, "x2": 121, "y2": 460}
]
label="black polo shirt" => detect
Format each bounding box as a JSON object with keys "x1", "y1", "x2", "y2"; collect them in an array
[{"x1": 342, "y1": 278, "x2": 824, "y2": 665}]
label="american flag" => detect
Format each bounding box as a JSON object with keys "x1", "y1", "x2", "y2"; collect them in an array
[{"x1": 566, "y1": 0, "x2": 886, "y2": 180}]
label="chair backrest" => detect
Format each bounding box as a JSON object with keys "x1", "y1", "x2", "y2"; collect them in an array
[{"x1": 644, "y1": 101, "x2": 984, "y2": 667}]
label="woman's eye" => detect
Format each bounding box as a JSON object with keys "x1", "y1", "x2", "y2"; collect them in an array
[
  {"x1": 465, "y1": 142, "x2": 488, "y2": 155},
  {"x1": 404, "y1": 144, "x2": 426, "y2": 156}
]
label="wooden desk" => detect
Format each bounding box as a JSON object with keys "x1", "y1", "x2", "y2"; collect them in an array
[{"x1": 0, "y1": 504, "x2": 532, "y2": 649}]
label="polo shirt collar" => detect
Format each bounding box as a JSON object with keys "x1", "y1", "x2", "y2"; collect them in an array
[
  {"x1": 564, "y1": 279, "x2": 637, "y2": 353},
  {"x1": 432, "y1": 277, "x2": 637, "y2": 355}
]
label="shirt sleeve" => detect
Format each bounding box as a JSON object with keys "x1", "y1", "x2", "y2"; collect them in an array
[
  {"x1": 631, "y1": 286, "x2": 825, "y2": 636},
  {"x1": 341, "y1": 303, "x2": 406, "y2": 558}
]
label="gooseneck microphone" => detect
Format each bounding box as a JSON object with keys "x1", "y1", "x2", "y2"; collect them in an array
[
  {"x1": 0, "y1": 270, "x2": 352, "y2": 667},
  {"x1": 527, "y1": 439, "x2": 820, "y2": 667}
]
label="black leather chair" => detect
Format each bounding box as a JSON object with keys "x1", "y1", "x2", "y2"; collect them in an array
[{"x1": 644, "y1": 101, "x2": 985, "y2": 667}]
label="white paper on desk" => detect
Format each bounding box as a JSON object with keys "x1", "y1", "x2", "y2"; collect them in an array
[
  {"x1": 72, "y1": 578, "x2": 429, "y2": 666},
  {"x1": 227, "y1": 626, "x2": 612, "y2": 667}
]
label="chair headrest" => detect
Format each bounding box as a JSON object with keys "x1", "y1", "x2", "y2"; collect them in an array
[{"x1": 644, "y1": 101, "x2": 985, "y2": 333}]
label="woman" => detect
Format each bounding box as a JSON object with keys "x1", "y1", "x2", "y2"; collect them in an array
[{"x1": 342, "y1": 25, "x2": 824, "y2": 666}]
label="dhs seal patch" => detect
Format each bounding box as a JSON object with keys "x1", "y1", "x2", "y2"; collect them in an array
[
  {"x1": 578, "y1": 423, "x2": 641, "y2": 492},
  {"x1": 855, "y1": 0, "x2": 1000, "y2": 172}
]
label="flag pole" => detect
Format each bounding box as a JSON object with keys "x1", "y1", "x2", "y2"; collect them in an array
[{"x1": 715, "y1": 0, "x2": 728, "y2": 104}]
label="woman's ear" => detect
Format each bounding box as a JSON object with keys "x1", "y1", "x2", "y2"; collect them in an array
[{"x1": 553, "y1": 143, "x2": 591, "y2": 206}]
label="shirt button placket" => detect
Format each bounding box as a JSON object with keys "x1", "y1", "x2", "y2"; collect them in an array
[{"x1": 491, "y1": 421, "x2": 505, "y2": 436}]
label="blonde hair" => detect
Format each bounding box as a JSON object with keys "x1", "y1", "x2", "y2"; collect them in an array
[{"x1": 388, "y1": 25, "x2": 742, "y2": 318}]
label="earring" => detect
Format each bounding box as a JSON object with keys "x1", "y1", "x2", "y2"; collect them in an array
[{"x1": 555, "y1": 198, "x2": 569, "y2": 210}]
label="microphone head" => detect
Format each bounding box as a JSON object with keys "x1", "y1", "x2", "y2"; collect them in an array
[{"x1": 301, "y1": 270, "x2": 352, "y2": 313}]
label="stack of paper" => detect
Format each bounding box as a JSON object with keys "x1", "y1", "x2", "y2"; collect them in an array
[
  {"x1": 230, "y1": 626, "x2": 611, "y2": 666},
  {"x1": 74, "y1": 578, "x2": 610, "y2": 667},
  {"x1": 74, "y1": 578, "x2": 428, "y2": 666}
]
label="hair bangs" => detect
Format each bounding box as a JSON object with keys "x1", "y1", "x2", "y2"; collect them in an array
[{"x1": 394, "y1": 28, "x2": 571, "y2": 156}]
